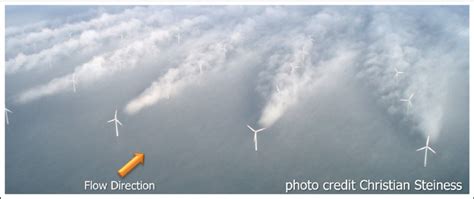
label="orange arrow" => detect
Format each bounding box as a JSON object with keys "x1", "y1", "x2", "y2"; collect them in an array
[{"x1": 118, "y1": 153, "x2": 144, "y2": 178}]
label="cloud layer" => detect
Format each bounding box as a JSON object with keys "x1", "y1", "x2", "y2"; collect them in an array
[{"x1": 7, "y1": 6, "x2": 468, "y2": 142}]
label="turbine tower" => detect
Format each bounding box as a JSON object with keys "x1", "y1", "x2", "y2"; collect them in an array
[
  {"x1": 198, "y1": 62, "x2": 203, "y2": 74},
  {"x1": 166, "y1": 84, "x2": 171, "y2": 99},
  {"x1": 176, "y1": 33, "x2": 181, "y2": 45},
  {"x1": 108, "y1": 109, "x2": 123, "y2": 137},
  {"x1": 72, "y1": 74, "x2": 77, "y2": 93}
]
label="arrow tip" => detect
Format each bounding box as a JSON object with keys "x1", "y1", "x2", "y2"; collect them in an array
[{"x1": 134, "y1": 153, "x2": 144, "y2": 165}]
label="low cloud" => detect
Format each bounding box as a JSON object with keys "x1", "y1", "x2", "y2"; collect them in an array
[{"x1": 8, "y1": 6, "x2": 468, "y2": 142}]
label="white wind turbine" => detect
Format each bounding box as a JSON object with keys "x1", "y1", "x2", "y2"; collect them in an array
[
  {"x1": 166, "y1": 84, "x2": 171, "y2": 99},
  {"x1": 117, "y1": 60, "x2": 125, "y2": 72},
  {"x1": 198, "y1": 62, "x2": 203, "y2": 74},
  {"x1": 400, "y1": 93, "x2": 415, "y2": 112},
  {"x1": 394, "y1": 67, "x2": 404, "y2": 81},
  {"x1": 416, "y1": 136, "x2": 436, "y2": 167},
  {"x1": 247, "y1": 125, "x2": 266, "y2": 151},
  {"x1": 218, "y1": 43, "x2": 227, "y2": 53},
  {"x1": 48, "y1": 57, "x2": 52, "y2": 69},
  {"x1": 108, "y1": 109, "x2": 123, "y2": 137},
  {"x1": 290, "y1": 64, "x2": 300, "y2": 74},
  {"x1": 176, "y1": 33, "x2": 181, "y2": 45},
  {"x1": 5, "y1": 108, "x2": 12, "y2": 125}
]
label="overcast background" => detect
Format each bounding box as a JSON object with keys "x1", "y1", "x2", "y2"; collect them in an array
[{"x1": 5, "y1": 6, "x2": 469, "y2": 193}]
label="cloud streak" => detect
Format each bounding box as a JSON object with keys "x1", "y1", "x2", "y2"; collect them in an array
[
  {"x1": 16, "y1": 14, "x2": 210, "y2": 104},
  {"x1": 5, "y1": 7, "x2": 179, "y2": 74}
]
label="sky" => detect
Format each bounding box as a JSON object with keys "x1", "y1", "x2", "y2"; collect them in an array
[{"x1": 5, "y1": 6, "x2": 469, "y2": 194}]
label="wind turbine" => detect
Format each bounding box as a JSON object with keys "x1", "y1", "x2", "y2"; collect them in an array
[
  {"x1": 198, "y1": 62, "x2": 203, "y2": 74},
  {"x1": 247, "y1": 125, "x2": 266, "y2": 151},
  {"x1": 302, "y1": 45, "x2": 308, "y2": 52},
  {"x1": 218, "y1": 43, "x2": 227, "y2": 53},
  {"x1": 276, "y1": 85, "x2": 281, "y2": 93},
  {"x1": 72, "y1": 74, "x2": 77, "y2": 93},
  {"x1": 416, "y1": 136, "x2": 436, "y2": 167},
  {"x1": 290, "y1": 64, "x2": 300, "y2": 74},
  {"x1": 117, "y1": 60, "x2": 125, "y2": 72},
  {"x1": 394, "y1": 67, "x2": 404, "y2": 80},
  {"x1": 176, "y1": 33, "x2": 181, "y2": 45},
  {"x1": 5, "y1": 108, "x2": 12, "y2": 125},
  {"x1": 400, "y1": 93, "x2": 415, "y2": 112},
  {"x1": 108, "y1": 109, "x2": 123, "y2": 137},
  {"x1": 166, "y1": 84, "x2": 171, "y2": 99}
]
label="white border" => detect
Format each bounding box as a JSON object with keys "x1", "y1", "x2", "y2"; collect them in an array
[{"x1": 0, "y1": 1, "x2": 472, "y2": 199}]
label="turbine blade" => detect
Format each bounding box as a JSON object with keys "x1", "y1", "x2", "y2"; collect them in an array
[
  {"x1": 117, "y1": 120, "x2": 123, "y2": 126},
  {"x1": 247, "y1": 125, "x2": 256, "y2": 133},
  {"x1": 416, "y1": 147, "x2": 426, "y2": 151},
  {"x1": 255, "y1": 128, "x2": 266, "y2": 133},
  {"x1": 428, "y1": 147, "x2": 436, "y2": 154},
  {"x1": 108, "y1": 119, "x2": 114, "y2": 123}
]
